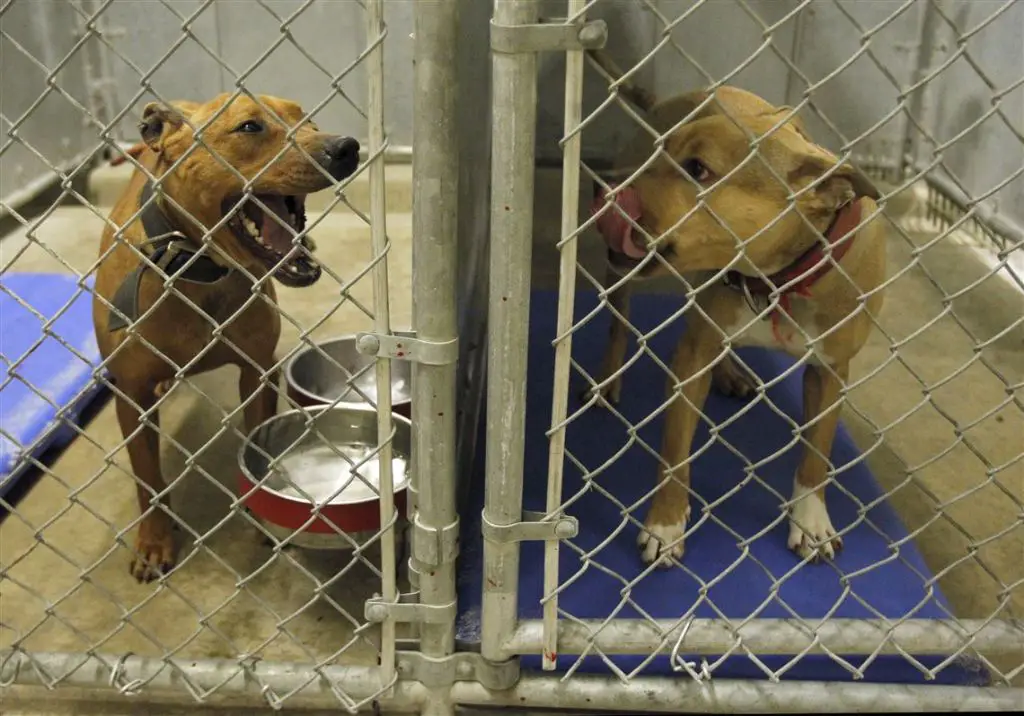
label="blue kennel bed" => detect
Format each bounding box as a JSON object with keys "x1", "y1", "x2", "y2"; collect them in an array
[
  {"x1": 456, "y1": 289, "x2": 985, "y2": 685},
  {"x1": 0, "y1": 273, "x2": 107, "y2": 499}
]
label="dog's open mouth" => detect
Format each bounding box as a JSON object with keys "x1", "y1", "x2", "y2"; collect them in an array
[
  {"x1": 222, "y1": 194, "x2": 321, "y2": 287},
  {"x1": 592, "y1": 185, "x2": 650, "y2": 270}
]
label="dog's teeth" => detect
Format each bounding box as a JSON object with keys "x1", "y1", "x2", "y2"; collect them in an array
[{"x1": 242, "y1": 216, "x2": 260, "y2": 239}]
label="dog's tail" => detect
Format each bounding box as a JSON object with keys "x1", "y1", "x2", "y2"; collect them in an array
[
  {"x1": 586, "y1": 48, "x2": 657, "y2": 114},
  {"x1": 108, "y1": 142, "x2": 146, "y2": 167}
]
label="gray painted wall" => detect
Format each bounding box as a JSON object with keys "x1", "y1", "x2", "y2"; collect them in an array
[
  {"x1": 0, "y1": 0, "x2": 97, "y2": 205},
  {"x1": 3, "y1": 0, "x2": 1021, "y2": 232},
  {"x1": 922, "y1": 0, "x2": 1023, "y2": 232}
]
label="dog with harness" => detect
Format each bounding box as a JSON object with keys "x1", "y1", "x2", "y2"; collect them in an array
[{"x1": 93, "y1": 93, "x2": 360, "y2": 582}]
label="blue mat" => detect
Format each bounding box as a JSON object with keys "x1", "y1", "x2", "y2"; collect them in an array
[
  {"x1": 456, "y1": 289, "x2": 984, "y2": 685},
  {"x1": 1, "y1": 273, "x2": 107, "y2": 499}
]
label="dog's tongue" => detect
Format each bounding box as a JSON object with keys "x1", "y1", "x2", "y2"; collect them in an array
[
  {"x1": 259, "y1": 196, "x2": 295, "y2": 254},
  {"x1": 592, "y1": 185, "x2": 647, "y2": 259}
]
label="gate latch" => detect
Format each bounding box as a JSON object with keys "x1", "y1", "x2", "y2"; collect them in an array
[
  {"x1": 365, "y1": 591, "x2": 456, "y2": 625},
  {"x1": 481, "y1": 509, "x2": 578, "y2": 543},
  {"x1": 356, "y1": 331, "x2": 458, "y2": 366},
  {"x1": 491, "y1": 18, "x2": 607, "y2": 54}
]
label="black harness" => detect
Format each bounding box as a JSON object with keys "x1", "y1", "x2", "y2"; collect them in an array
[{"x1": 108, "y1": 181, "x2": 233, "y2": 331}]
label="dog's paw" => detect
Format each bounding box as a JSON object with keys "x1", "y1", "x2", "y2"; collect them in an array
[
  {"x1": 638, "y1": 507, "x2": 690, "y2": 567},
  {"x1": 787, "y1": 487, "x2": 842, "y2": 562},
  {"x1": 711, "y1": 358, "x2": 757, "y2": 399},
  {"x1": 130, "y1": 512, "x2": 176, "y2": 583}
]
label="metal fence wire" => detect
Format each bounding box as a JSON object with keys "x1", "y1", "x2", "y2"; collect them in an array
[
  {"x1": 0, "y1": 0, "x2": 1022, "y2": 714},
  {"x1": 479, "y1": 0, "x2": 1023, "y2": 712},
  {"x1": 0, "y1": 0, "x2": 433, "y2": 710}
]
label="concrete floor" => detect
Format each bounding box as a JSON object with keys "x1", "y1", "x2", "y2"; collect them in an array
[{"x1": 2, "y1": 163, "x2": 1022, "y2": 715}]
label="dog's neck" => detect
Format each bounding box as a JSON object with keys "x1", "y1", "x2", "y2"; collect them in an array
[{"x1": 728, "y1": 197, "x2": 865, "y2": 300}]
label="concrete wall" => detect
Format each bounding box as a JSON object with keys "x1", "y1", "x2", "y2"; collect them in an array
[
  {"x1": 0, "y1": 0, "x2": 97, "y2": 207},
  {"x1": 921, "y1": 0, "x2": 1023, "y2": 233},
  {"x1": 3, "y1": 0, "x2": 1021, "y2": 233}
]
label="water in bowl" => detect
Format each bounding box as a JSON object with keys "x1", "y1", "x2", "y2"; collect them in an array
[{"x1": 268, "y1": 441, "x2": 409, "y2": 505}]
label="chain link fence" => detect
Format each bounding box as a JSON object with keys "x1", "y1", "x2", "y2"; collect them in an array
[
  {"x1": 477, "y1": 0, "x2": 1022, "y2": 711},
  {"x1": 0, "y1": 0, "x2": 436, "y2": 710},
  {"x1": 2, "y1": 0, "x2": 1022, "y2": 714}
]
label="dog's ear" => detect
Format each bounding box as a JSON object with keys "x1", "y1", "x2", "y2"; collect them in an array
[
  {"x1": 139, "y1": 102, "x2": 186, "y2": 151},
  {"x1": 790, "y1": 154, "x2": 881, "y2": 207}
]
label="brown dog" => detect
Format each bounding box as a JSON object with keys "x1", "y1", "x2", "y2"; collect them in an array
[
  {"x1": 589, "y1": 57, "x2": 885, "y2": 566},
  {"x1": 93, "y1": 93, "x2": 360, "y2": 581}
]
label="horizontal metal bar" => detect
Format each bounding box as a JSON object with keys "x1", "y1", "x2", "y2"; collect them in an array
[
  {"x1": 921, "y1": 166, "x2": 1024, "y2": 246},
  {"x1": 356, "y1": 332, "x2": 459, "y2": 366},
  {"x1": 505, "y1": 618, "x2": 1024, "y2": 657},
  {"x1": 451, "y1": 673, "x2": 1023, "y2": 713},
  {"x1": 490, "y1": 19, "x2": 606, "y2": 54},
  {"x1": 481, "y1": 510, "x2": 578, "y2": 543},
  {"x1": 0, "y1": 650, "x2": 425, "y2": 711}
]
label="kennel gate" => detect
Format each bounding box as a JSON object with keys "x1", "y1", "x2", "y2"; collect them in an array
[
  {"x1": 466, "y1": 0, "x2": 1024, "y2": 713},
  {"x1": 0, "y1": 0, "x2": 474, "y2": 711}
]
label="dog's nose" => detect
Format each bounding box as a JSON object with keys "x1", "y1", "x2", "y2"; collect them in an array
[{"x1": 323, "y1": 136, "x2": 360, "y2": 179}]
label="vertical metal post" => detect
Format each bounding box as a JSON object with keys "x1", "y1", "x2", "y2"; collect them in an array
[
  {"x1": 365, "y1": 0, "x2": 396, "y2": 690},
  {"x1": 481, "y1": 0, "x2": 539, "y2": 661},
  {"x1": 412, "y1": 0, "x2": 460, "y2": 664},
  {"x1": 541, "y1": 0, "x2": 587, "y2": 672},
  {"x1": 903, "y1": 0, "x2": 947, "y2": 176}
]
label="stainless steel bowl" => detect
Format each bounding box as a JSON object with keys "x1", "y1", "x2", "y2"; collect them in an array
[
  {"x1": 285, "y1": 335, "x2": 412, "y2": 417},
  {"x1": 238, "y1": 405, "x2": 411, "y2": 549}
]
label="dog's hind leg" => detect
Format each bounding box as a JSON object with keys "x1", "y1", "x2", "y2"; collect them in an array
[
  {"x1": 115, "y1": 386, "x2": 175, "y2": 582},
  {"x1": 787, "y1": 361, "x2": 847, "y2": 562}
]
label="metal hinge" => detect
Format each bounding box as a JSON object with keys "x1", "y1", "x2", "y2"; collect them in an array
[
  {"x1": 355, "y1": 330, "x2": 458, "y2": 366},
  {"x1": 491, "y1": 18, "x2": 607, "y2": 54},
  {"x1": 481, "y1": 509, "x2": 578, "y2": 543},
  {"x1": 396, "y1": 651, "x2": 519, "y2": 690},
  {"x1": 365, "y1": 591, "x2": 456, "y2": 625}
]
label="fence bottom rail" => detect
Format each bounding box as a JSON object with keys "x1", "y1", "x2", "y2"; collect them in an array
[
  {"x1": 451, "y1": 673, "x2": 1023, "y2": 713},
  {"x1": 0, "y1": 650, "x2": 425, "y2": 711}
]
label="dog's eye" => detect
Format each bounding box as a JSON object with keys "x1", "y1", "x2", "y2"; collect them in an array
[
  {"x1": 681, "y1": 158, "x2": 712, "y2": 183},
  {"x1": 234, "y1": 120, "x2": 264, "y2": 134}
]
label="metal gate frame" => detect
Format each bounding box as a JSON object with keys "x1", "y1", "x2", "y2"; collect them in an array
[
  {"x1": 473, "y1": 0, "x2": 1024, "y2": 713},
  {"x1": 1, "y1": 0, "x2": 457, "y2": 712}
]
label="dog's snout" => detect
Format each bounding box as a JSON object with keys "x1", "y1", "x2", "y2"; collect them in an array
[{"x1": 322, "y1": 136, "x2": 360, "y2": 179}]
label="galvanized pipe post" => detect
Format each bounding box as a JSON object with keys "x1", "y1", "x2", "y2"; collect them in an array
[
  {"x1": 364, "y1": 0, "x2": 398, "y2": 690},
  {"x1": 412, "y1": 0, "x2": 460, "y2": 668},
  {"x1": 481, "y1": 0, "x2": 540, "y2": 661}
]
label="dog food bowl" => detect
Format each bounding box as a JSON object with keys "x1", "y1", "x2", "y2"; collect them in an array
[
  {"x1": 285, "y1": 335, "x2": 412, "y2": 418},
  {"x1": 238, "y1": 405, "x2": 411, "y2": 549}
]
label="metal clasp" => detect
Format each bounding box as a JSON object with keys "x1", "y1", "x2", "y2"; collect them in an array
[{"x1": 491, "y1": 19, "x2": 607, "y2": 54}]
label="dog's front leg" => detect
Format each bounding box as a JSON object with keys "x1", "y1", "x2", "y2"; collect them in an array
[
  {"x1": 592, "y1": 278, "x2": 632, "y2": 406},
  {"x1": 787, "y1": 361, "x2": 848, "y2": 562},
  {"x1": 238, "y1": 354, "x2": 279, "y2": 433},
  {"x1": 115, "y1": 388, "x2": 175, "y2": 582},
  {"x1": 639, "y1": 322, "x2": 719, "y2": 566}
]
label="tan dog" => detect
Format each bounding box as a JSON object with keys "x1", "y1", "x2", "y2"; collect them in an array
[
  {"x1": 93, "y1": 93, "x2": 360, "y2": 581},
  {"x1": 589, "y1": 55, "x2": 885, "y2": 566}
]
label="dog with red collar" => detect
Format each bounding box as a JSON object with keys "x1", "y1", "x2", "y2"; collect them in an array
[{"x1": 588, "y1": 56, "x2": 885, "y2": 567}]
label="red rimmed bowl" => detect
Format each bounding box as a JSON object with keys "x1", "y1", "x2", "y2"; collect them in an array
[
  {"x1": 284, "y1": 335, "x2": 412, "y2": 419},
  {"x1": 238, "y1": 405, "x2": 410, "y2": 549}
]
